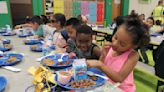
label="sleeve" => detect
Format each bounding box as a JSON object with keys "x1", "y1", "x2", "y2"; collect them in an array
[
  {"x1": 56, "y1": 33, "x2": 67, "y2": 48},
  {"x1": 66, "y1": 39, "x2": 76, "y2": 53},
  {"x1": 35, "y1": 25, "x2": 43, "y2": 37}
]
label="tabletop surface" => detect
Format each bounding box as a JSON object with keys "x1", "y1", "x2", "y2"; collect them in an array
[{"x1": 0, "y1": 36, "x2": 123, "y2": 92}]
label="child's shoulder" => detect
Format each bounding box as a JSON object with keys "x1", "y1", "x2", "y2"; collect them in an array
[
  {"x1": 92, "y1": 43, "x2": 100, "y2": 51},
  {"x1": 128, "y1": 50, "x2": 139, "y2": 61},
  {"x1": 92, "y1": 43, "x2": 101, "y2": 58}
]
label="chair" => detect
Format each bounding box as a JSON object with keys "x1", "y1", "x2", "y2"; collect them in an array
[
  {"x1": 134, "y1": 67, "x2": 164, "y2": 92},
  {"x1": 138, "y1": 49, "x2": 155, "y2": 66}
]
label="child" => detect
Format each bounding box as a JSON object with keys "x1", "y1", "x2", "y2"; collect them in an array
[
  {"x1": 77, "y1": 14, "x2": 88, "y2": 24},
  {"x1": 14, "y1": 16, "x2": 33, "y2": 35},
  {"x1": 14, "y1": 16, "x2": 32, "y2": 29},
  {"x1": 75, "y1": 25, "x2": 101, "y2": 60},
  {"x1": 51, "y1": 13, "x2": 68, "y2": 48},
  {"x1": 65, "y1": 18, "x2": 81, "y2": 53},
  {"x1": 30, "y1": 16, "x2": 44, "y2": 38},
  {"x1": 87, "y1": 15, "x2": 150, "y2": 92},
  {"x1": 41, "y1": 15, "x2": 56, "y2": 39},
  {"x1": 138, "y1": 14, "x2": 145, "y2": 22}
]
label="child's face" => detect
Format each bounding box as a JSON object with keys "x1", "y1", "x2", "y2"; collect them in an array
[
  {"x1": 30, "y1": 22, "x2": 39, "y2": 31},
  {"x1": 66, "y1": 25, "x2": 76, "y2": 40},
  {"x1": 146, "y1": 19, "x2": 154, "y2": 28},
  {"x1": 76, "y1": 33, "x2": 92, "y2": 52},
  {"x1": 112, "y1": 25, "x2": 136, "y2": 53},
  {"x1": 51, "y1": 19, "x2": 60, "y2": 29},
  {"x1": 52, "y1": 22, "x2": 58, "y2": 28},
  {"x1": 139, "y1": 15, "x2": 145, "y2": 21}
]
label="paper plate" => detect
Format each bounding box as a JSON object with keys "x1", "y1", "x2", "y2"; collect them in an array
[
  {"x1": 0, "y1": 47, "x2": 12, "y2": 52},
  {"x1": 0, "y1": 31, "x2": 6, "y2": 34},
  {"x1": 0, "y1": 53, "x2": 23, "y2": 66},
  {"x1": 49, "y1": 45, "x2": 56, "y2": 50},
  {"x1": 18, "y1": 34, "x2": 33, "y2": 38},
  {"x1": 41, "y1": 54, "x2": 73, "y2": 68},
  {"x1": 2, "y1": 33, "x2": 16, "y2": 36},
  {"x1": 30, "y1": 44, "x2": 43, "y2": 52},
  {"x1": 55, "y1": 68, "x2": 106, "y2": 91},
  {"x1": 0, "y1": 76, "x2": 7, "y2": 92},
  {"x1": 24, "y1": 39, "x2": 41, "y2": 45}
]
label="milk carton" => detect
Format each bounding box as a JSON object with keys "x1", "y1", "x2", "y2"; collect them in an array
[{"x1": 73, "y1": 59, "x2": 88, "y2": 81}]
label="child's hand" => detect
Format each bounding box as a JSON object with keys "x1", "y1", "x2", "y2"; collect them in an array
[
  {"x1": 100, "y1": 42, "x2": 111, "y2": 61},
  {"x1": 103, "y1": 42, "x2": 111, "y2": 52},
  {"x1": 86, "y1": 60, "x2": 102, "y2": 69},
  {"x1": 69, "y1": 52, "x2": 76, "y2": 59}
]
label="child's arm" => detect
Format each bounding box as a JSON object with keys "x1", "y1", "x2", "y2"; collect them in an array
[
  {"x1": 92, "y1": 46, "x2": 101, "y2": 59},
  {"x1": 14, "y1": 23, "x2": 32, "y2": 29},
  {"x1": 99, "y1": 42, "x2": 111, "y2": 62},
  {"x1": 87, "y1": 51, "x2": 139, "y2": 83}
]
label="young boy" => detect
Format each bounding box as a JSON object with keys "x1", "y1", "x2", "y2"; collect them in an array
[
  {"x1": 65, "y1": 18, "x2": 81, "y2": 53},
  {"x1": 75, "y1": 25, "x2": 101, "y2": 59}
]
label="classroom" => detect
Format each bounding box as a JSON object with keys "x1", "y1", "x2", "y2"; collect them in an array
[{"x1": 0, "y1": 0, "x2": 163, "y2": 92}]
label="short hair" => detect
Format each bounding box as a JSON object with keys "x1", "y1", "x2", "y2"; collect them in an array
[
  {"x1": 158, "y1": 0, "x2": 163, "y2": 5},
  {"x1": 31, "y1": 16, "x2": 43, "y2": 25},
  {"x1": 76, "y1": 25, "x2": 93, "y2": 36},
  {"x1": 53, "y1": 13, "x2": 66, "y2": 27},
  {"x1": 25, "y1": 16, "x2": 31, "y2": 23},
  {"x1": 115, "y1": 16, "x2": 126, "y2": 26},
  {"x1": 66, "y1": 18, "x2": 81, "y2": 30},
  {"x1": 40, "y1": 15, "x2": 48, "y2": 24}
]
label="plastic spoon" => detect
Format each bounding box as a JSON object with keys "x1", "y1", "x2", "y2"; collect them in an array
[{"x1": 87, "y1": 71, "x2": 109, "y2": 80}]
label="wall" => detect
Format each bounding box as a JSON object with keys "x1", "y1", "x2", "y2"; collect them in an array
[
  {"x1": 122, "y1": 0, "x2": 129, "y2": 16},
  {"x1": 10, "y1": 0, "x2": 33, "y2": 26},
  {"x1": 0, "y1": 0, "x2": 12, "y2": 27},
  {"x1": 129, "y1": 0, "x2": 159, "y2": 18},
  {"x1": 32, "y1": 0, "x2": 44, "y2": 15},
  {"x1": 105, "y1": 0, "x2": 112, "y2": 25},
  {"x1": 10, "y1": 0, "x2": 31, "y2": 4}
]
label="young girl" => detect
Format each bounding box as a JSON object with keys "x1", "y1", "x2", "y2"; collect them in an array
[
  {"x1": 41, "y1": 15, "x2": 56, "y2": 39},
  {"x1": 75, "y1": 25, "x2": 101, "y2": 60},
  {"x1": 51, "y1": 13, "x2": 68, "y2": 48},
  {"x1": 87, "y1": 16, "x2": 150, "y2": 92}
]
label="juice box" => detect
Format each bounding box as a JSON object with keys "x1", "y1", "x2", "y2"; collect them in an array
[{"x1": 73, "y1": 59, "x2": 88, "y2": 81}]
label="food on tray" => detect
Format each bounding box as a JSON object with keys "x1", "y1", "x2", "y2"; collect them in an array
[
  {"x1": 58, "y1": 60, "x2": 71, "y2": 66},
  {"x1": 43, "y1": 59, "x2": 55, "y2": 66},
  {"x1": 4, "y1": 44, "x2": 12, "y2": 49},
  {"x1": 70, "y1": 79, "x2": 96, "y2": 88},
  {"x1": 31, "y1": 45, "x2": 38, "y2": 49},
  {"x1": 6, "y1": 56, "x2": 17, "y2": 63},
  {"x1": 89, "y1": 75, "x2": 98, "y2": 81},
  {"x1": 59, "y1": 71, "x2": 71, "y2": 76}
]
